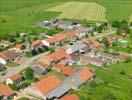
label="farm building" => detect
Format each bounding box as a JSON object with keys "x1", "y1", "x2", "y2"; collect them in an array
[
  {"x1": 52, "y1": 64, "x2": 75, "y2": 76},
  {"x1": 60, "y1": 94, "x2": 79, "y2": 100},
  {"x1": 26, "y1": 75, "x2": 71, "y2": 100},
  {"x1": 66, "y1": 67, "x2": 95, "y2": 90},
  {"x1": 42, "y1": 35, "x2": 65, "y2": 47},
  {"x1": 65, "y1": 42, "x2": 87, "y2": 54},
  {"x1": 38, "y1": 50, "x2": 67, "y2": 65}
]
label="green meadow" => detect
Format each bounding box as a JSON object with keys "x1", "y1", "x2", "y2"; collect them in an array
[
  {"x1": 0, "y1": 0, "x2": 132, "y2": 35},
  {"x1": 71, "y1": 62, "x2": 132, "y2": 100}
]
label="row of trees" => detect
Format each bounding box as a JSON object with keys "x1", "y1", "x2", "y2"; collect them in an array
[{"x1": 111, "y1": 20, "x2": 130, "y2": 35}]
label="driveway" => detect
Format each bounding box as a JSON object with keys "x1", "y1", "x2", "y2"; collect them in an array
[{"x1": 0, "y1": 51, "x2": 49, "y2": 82}]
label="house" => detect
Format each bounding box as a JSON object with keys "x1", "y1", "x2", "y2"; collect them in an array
[
  {"x1": 66, "y1": 67, "x2": 95, "y2": 90},
  {"x1": 31, "y1": 39, "x2": 46, "y2": 51},
  {"x1": 61, "y1": 66, "x2": 75, "y2": 76},
  {"x1": 67, "y1": 53, "x2": 79, "y2": 65},
  {"x1": 38, "y1": 50, "x2": 67, "y2": 65},
  {"x1": 0, "y1": 83, "x2": 16, "y2": 100},
  {"x1": 60, "y1": 94, "x2": 79, "y2": 100},
  {"x1": 0, "y1": 40, "x2": 10, "y2": 48},
  {"x1": 9, "y1": 44, "x2": 24, "y2": 52},
  {"x1": 27, "y1": 75, "x2": 71, "y2": 100},
  {"x1": 0, "y1": 50, "x2": 18, "y2": 64},
  {"x1": 93, "y1": 41, "x2": 103, "y2": 48},
  {"x1": 52, "y1": 64, "x2": 75, "y2": 76},
  {"x1": 0, "y1": 63, "x2": 6, "y2": 72},
  {"x1": 32, "y1": 62, "x2": 49, "y2": 75},
  {"x1": 42, "y1": 35, "x2": 65, "y2": 47},
  {"x1": 64, "y1": 28, "x2": 84, "y2": 40},
  {"x1": 54, "y1": 20, "x2": 73, "y2": 29},
  {"x1": 65, "y1": 42, "x2": 87, "y2": 54},
  {"x1": 6, "y1": 72, "x2": 23, "y2": 85}
]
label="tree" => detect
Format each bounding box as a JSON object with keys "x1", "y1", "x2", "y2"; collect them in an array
[
  {"x1": 130, "y1": 22, "x2": 132, "y2": 26},
  {"x1": 111, "y1": 20, "x2": 121, "y2": 28},
  {"x1": 125, "y1": 57, "x2": 132, "y2": 63},
  {"x1": 120, "y1": 70, "x2": 126, "y2": 75},
  {"x1": 116, "y1": 29, "x2": 121, "y2": 35},
  {"x1": 23, "y1": 67, "x2": 34, "y2": 80},
  {"x1": 0, "y1": 45, "x2": 4, "y2": 52},
  {"x1": 19, "y1": 81, "x2": 31, "y2": 89}
]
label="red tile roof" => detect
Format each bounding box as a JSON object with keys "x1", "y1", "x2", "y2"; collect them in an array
[
  {"x1": 60, "y1": 94, "x2": 79, "y2": 100},
  {"x1": 52, "y1": 64, "x2": 74, "y2": 76},
  {"x1": 115, "y1": 35, "x2": 122, "y2": 40},
  {"x1": 32, "y1": 39, "x2": 41, "y2": 46},
  {"x1": 0, "y1": 50, "x2": 17, "y2": 60},
  {"x1": 68, "y1": 53, "x2": 79, "y2": 58},
  {"x1": 35, "y1": 75, "x2": 61, "y2": 94},
  {"x1": 61, "y1": 66, "x2": 75, "y2": 76},
  {"x1": 45, "y1": 35, "x2": 65, "y2": 44},
  {"x1": 0, "y1": 84, "x2": 15, "y2": 97},
  {"x1": 14, "y1": 44, "x2": 23, "y2": 49},
  {"x1": 79, "y1": 68, "x2": 94, "y2": 81},
  {"x1": 9, "y1": 73, "x2": 22, "y2": 81},
  {"x1": 36, "y1": 62, "x2": 48, "y2": 69},
  {"x1": 40, "y1": 50, "x2": 67, "y2": 63},
  {"x1": 65, "y1": 28, "x2": 83, "y2": 38}
]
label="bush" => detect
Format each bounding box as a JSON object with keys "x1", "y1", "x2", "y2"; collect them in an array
[
  {"x1": 18, "y1": 97, "x2": 29, "y2": 100},
  {"x1": 33, "y1": 77, "x2": 39, "y2": 82},
  {"x1": 130, "y1": 22, "x2": 132, "y2": 26},
  {"x1": 89, "y1": 81, "x2": 97, "y2": 88},
  {"x1": 120, "y1": 70, "x2": 126, "y2": 75},
  {"x1": 23, "y1": 67, "x2": 34, "y2": 80},
  {"x1": 18, "y1": 82, "x2": 31, "y2": 89},
  {"x1": 25, "y1": 52, "x2": 32, "y2": 58},
  {"x1": 125, "y1": 57, "x2": 132, "y2": 63},
  {"x1": 9, "y1": 83, "x2": 19, "y2": 91},
  {"x1": 49, "y1": 47, "x2": 55, "y2": 53}
]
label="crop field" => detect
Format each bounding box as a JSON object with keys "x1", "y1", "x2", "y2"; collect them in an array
[
  {"x1": 0, "y1": 0, "x2": 132, "y2": 37},
  {"x1": 46, "y1": 2, "x2": 107, "y2": 22}
]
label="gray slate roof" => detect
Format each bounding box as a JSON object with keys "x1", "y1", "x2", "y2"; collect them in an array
[
  {"x1": 66, "y1": 43, "x2": 86, "y2": 54},
  {"x1": 32, "y1": 66, "x2": 45, "y2": 75},
  {"x1": 46, "y1": 83, "x2": 71, "y2": 99},
  {"x1": 67, "y1": 68, "x2": 89, "y2": 88}
]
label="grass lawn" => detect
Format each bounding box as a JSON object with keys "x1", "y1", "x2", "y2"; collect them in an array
[
  {"x1": 130, "y1": 14, "x2": 132, "y2": 22},
  {"x1": 48, "y1": 70, "x2": 66, "y2": 80},
  {"x1": 0, "y1": 0, "x2": 132, "y2": 36},
  {"x1": 6, "y1": 62, "x2": 20, "y2": 67},
  {"x1": 70, "y1": 62, "x2": 132, "y2": 100}
]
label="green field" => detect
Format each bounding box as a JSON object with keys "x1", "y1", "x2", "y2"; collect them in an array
[
  {"x1": 47, "y1": 2, "x2": 107, "y2": 21},
  {"x1": 71, "y1": 62, "x2": 132, "y2": 100},
  {"x1": 0, "y1": 0, "x2": 132, "y2": 35},
  {"x1": 130, "y1": 14, "x2": 132, "y2": 22}
]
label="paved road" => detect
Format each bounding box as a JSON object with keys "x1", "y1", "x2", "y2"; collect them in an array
[
  {"x1": 0, "y1": 52, "x2": 49, "y2": 82},
  {"x1": 0, "y1": 29, "x2": 115, "y2": 82}
]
